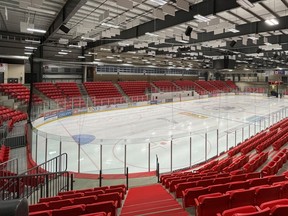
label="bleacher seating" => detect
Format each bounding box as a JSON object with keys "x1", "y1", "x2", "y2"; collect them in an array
[
  {"x1": 152, "y1": 80, "x2": 178, "y2": 92},
  {"x1": 208, "y1": 81, "x2": 231, "y2": 92},
  {"x1": 83, "y1": 82, "x2": 124, "y2": 106},
  {"x1": 225, "y1": 80, "x2": 238, "y2": 90},
  {"x1": 34, "y1": 83, "x2": 63, "y2": 100},
  {"x1": 29, "y1": 184, "x2": 126, "y2": 216},
  {"x1": 0, "y1": 106, "x2": 27, "y2": 132},
  {"x1": 118, "y1": 81, "x2": 149, "y2": 102},
  {"x1": 0, "y1": 83, "x2": 42, "y2": 104},
  {"x1": 174, "y1": 80, "x2": 207, "y2": 95},
  {"x1": 245, "y1": 87, "x2": 266, "y2": 93},
  {"x1": 195, "y1": 80, "x2": 220, "y2": 93}
]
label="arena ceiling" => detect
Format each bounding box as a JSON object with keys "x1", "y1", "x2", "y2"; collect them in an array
[{"x1": 1, "y1": 0, "x2": 288, "y2": 70}]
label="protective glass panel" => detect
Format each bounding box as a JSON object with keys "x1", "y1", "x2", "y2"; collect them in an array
[
  {"x1": 207, "y1": 130, "x2": 218, "y2": 160},
  {"x1": 191, "y1": 132, "x2": 205, "y2": 166},
  {"x1": 36, "y1": 131, "x2": 47, "y2": 165},
  {"x1": 172, "y1": 134, "x2": 190, "y2": 170},
  {"x1": 46, "y1": 134, "x2": 60, "y2": 161},
  {"x1": 126, "y1": 139, "x2": 149, "y2": 173},
  {"x1": 61, "y1": 137, "x2": 79, "y2": 172},
  {"x1": 102, "y1": 139, "x2": 125, "y2": 174},
  {"x1": 79, "y1": 141, "x2": 101, "y2": 174}
]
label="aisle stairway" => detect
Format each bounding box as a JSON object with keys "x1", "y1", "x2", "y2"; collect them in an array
[{"x1": 120, "y1": 184, "x2": 188, "y2": 216}]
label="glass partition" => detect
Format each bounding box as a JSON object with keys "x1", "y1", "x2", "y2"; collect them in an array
[{"x1": 30, "y1": 92, "x2": 288, "y2": 175}]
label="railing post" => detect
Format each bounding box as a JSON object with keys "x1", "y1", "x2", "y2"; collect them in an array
[
  {"x1": 124, "y1": 144, "x2": 127, "y2": 174},
  {"x1": 35, "y1": 130, "x2": 38, "y2": 163},
  {"x1": 78, "y1": 141, "x2": 80, "y2": 173},
  {"x1": 170, "y1": 137, "x2": 173, "y2": 172},
  {"x1": 205, "y1": 132, "x2": 207, "y2": 161},
  {"x1": 45, "y1": 175, "x2": 49, "y2": 198},
  {"x1": 189, "y1": 133, "x2": 192, "y2": 167},
  {"x1": 70, "y1": 173, "x2": 74, "y2": 191},
  {"x1": 216, "y1": 129, "x2": 219, "y2": 156},
  {"x1": 242, "y1": 127, "x2": 244, "y2": 142},
  {"x1": 226, "y1": 132, "x2": 229, "y2": 151},
  {"x1": 157, "y1": 162, "x2": 160, "y2": 183},
  {"x1": 126, "y1": 167, "x2": 129, "y2": 190},
  {"x1": 99, "y1": 170, "x2": 102, "y2": 187},
  {"x1": 148, "y1": 143, "x2": 150, "y2": 172},
  {"x1": 100, "y1": 144, "x2": 103, "y2": 171},
  {"x1": 234, "y1": 130, "x2": 237, "y2": 147}
]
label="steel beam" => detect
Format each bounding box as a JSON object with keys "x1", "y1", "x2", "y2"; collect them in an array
[
  {"x1": 42, "y1": 0, "x2": 88, "y2": 43},
  {"x1": 87, "y1": 0, "x2": 263, "y2": 49}
]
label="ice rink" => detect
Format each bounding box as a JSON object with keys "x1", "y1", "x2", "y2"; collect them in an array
[{"x1": 33, "y1": 95, "x2": 288, "y2": 174}]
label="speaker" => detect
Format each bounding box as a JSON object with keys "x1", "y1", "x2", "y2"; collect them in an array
[
  {"x1": 185, "y1": 26, "x2": 193, "y2": 36},
  {"x1": 256, "y1": 48, "x2": 262, "y2": 54},
  {"x1": 230, "y1": 40, "x2": 236, "y2": 47},
  {"x1": 59, "y1": 25, "x2": 70, "y2": 34}
]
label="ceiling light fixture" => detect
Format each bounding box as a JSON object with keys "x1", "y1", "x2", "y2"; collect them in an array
[
  {"x1": 194, "y1": 14, "x2": 211, "y2": 22},
  {"x1": 227, "y1": 28, "x2": 240, "y2": 33},
  {"x1": 236, "y1": 0, "x2": 255, "y2": 9},
  {"x1": 61, "y1": 50, "x2": 72, "y2": 53},
  {"x1": 25, "y1": 46, "x2": 37, "y2": 50},
  {"x1": 24, "y1": 52, "x2": 32, "y2": 55},
  {"x1": 69, "y1": 44, "x2": 81, "y2": 48},
  {"x1": 78, "y1": 56, "x2": 85, "y2": 59},
  {"x1": 149, "y1": 0, "x2": 167, "y2": 6},
  {"x1": 100, "y1": 48, "x2": 111, "y2": 51},
  {"x1": 145, "y1": 32, "x2": 159, "y2": 37},
  {"x1": 58, "y1": 52, "x2": 68, "y2": 55},
  {"x1": 27, "y1": 6, "x2": 56, "y2": 15},
  {"x1": 81, "y1": 36, "x2": 96, "y2": 41},
  {"x1": 265, "y1": 19, "x2": 279, "y2": 26},
  {"x1": 101, "y1": 23, "x2": 120, "y2": 28},
  {"x1": 27, "y1": 28, "x2": 46, "y2": 33},
  {"x1": 25, "y1": 39, "x2": 41, "y2": 43}
]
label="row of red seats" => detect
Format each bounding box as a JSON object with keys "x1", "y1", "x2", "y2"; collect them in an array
[
  {"x1": 195, "y1": 80, "x2": 220, "y2": 93},
  {"x1": 175, "y1": 172, "x2": 262, "y2": 198},
  {"x1": 223, "y1": 155, "x2": 249, "y2": 173},
  {"x1": 273, "y1": 134, "x2": 288, "y2": 150},
  {"x1": 242, "y1": 152, "x2": 268, "y2": 173},
  {"x1": 30, "y1": 185, "x2": 126, "y2": 216},
  {"x1": 118, "y1": 81, "x2": 150, "y2": 101},
  {"x1": 208, "y1": 81, "x2": 231, "y2": 93},
  {"x1": 0, "y1": 83, "x2": 42, "y2": 104},
  {"x1": 241, "y1": 130, "x2": 277, "y2": 155},
  {"x1": 174, "y1": 80, "x2": 208, "y2": 95},
  {"x1": 153, "y1": 81, "x2": 178, "y2": 92},
  {"x1": 30, "y1": 202, "x2": 114, "y2": 216},
  {"x1": 245, "y1": 87, "x2": 266, "y2": 93},
  {"x1": 226, "y1": 80, "x2": 238, "y2": 90},
  {"x1": 256, "y1": 126, "x2": 288, "y2": 153},
  {"x1": 0, "y1": 145, "x2": 10, "y2": 163},
  {"x1": 194, "y1": 181, "x2": 288, "y2": 216},
  {"x1": 166, "y1": 173, "x2": 229, "y2": 193},
  {"x1": 228, "y1": 131, "x2": 265, "y2": 157},
  {"x1": 261, "y1": 149, "x2": 288, "y2": 176},
  {"x1": 197, "y1": 160, "x2": 219, "y2": 173},
  {"x1": 212, "y1": 157, "x2": 233, "y2": 172},
  {"x1": 183, "y1": 175, "x2": 286, "y2": 208}
]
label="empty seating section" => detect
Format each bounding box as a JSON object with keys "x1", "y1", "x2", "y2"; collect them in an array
[
  {"x1": 0, "y1": 106, "x2": 27, "y2": 131},
  {"x1": 35, "y1": 82, "x2": 85, "y2": 108},
  {"x1": 118, "y1": 81, "x2": 149, "y2": 101},
  {"x1": 152, "y1": 80, "x2": 178, "y2": 92},
  {"x1": 245, "y1": 87, "x2": 266, "y2": 93},
  {"x1": 84, "y1": 82, "x2": 124, "y2": 106},
  {"x1": 174, "y1": 80, "x2": 207, "y2": 94},
  {"x1": 0, "y1": 145, "x2": 10, "y2": 163},
  {"x1": 54, "y1": 83, "x2": 85, "y2": 108},
  {"x1": 242, "y1": 152, "x2": 268, "y2": 173},
  {"x1": 34, "y1": 83, "x2": 63, "y2": 100},
  {"x1": 223, "y1": 155, "x2": 249, "y2": 173},
  {"x1": 208, "y1": 81, "x2": 231, "y2": 92},
  {"x1": 193, "y1": 181, "x2": 288, "y2": 216},
  {"x1": 0, "y1": 83, "x2": 42, "y2": 104},
  {"x1": 29, "y1": 184, "x2": 126, "y2": 216},
  {"x1": 229, "y1": 118, "x2": 288, "y2": 157},
  {"x1": 195, "y1": 80, "x2": 220, "y2": 93},
  {"x1": 261, "y1": 149, "x2": 288, "y2": 176},
  {"x1": 225, "y1": 80, "x2": 238, "y2": 90}
]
